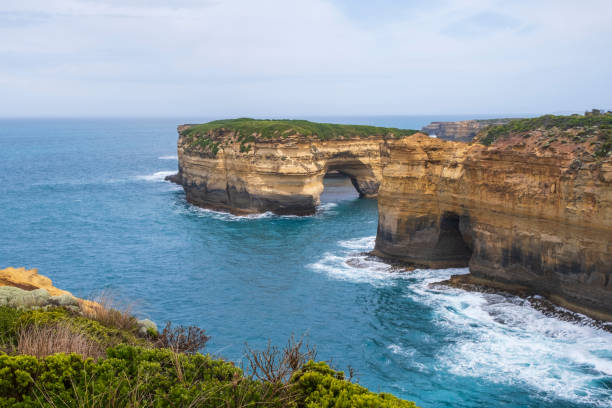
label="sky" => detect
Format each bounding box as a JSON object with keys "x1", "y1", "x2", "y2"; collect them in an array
[{"x1": 0, "y1": 0, "x2": 611, "y2": 117}]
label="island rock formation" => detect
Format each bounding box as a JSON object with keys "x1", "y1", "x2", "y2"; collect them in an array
[
  {"x1": 374, "y1": 115, "x2": 612, "y2": 321},
  {"x1": 168, "y1": 119, "x2": 417, "y2": 215}
]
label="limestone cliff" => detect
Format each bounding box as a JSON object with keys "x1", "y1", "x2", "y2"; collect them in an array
[
  {"x1": 374, "y1": 115, "x2": 612, "y2": 321},
  {"x1": 421, "y1": 119, "x2": 514, "y2": 142},
  {"x1": 169, "y1": 119, "x2": 417, "y2": 215}
]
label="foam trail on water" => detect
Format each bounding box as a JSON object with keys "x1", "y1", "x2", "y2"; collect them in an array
[
  {"x1": 309, "y1": 235, "x2": 612, "y2": 407},
  {"x1": 180, "y1": 205, "x2": 277, "y2": 222},
  {"x1": 308, "y1": 235, "x2": 409, "y2": 286},
  {"x1": 135, "y1": 171, "x2": 176, "y2": 182},
  {"x1": 158, "y1": 155, "x2": 178, "y2": 160},
  {"x1": 175, "y1": 199, "x2": 339, "y2": 222}
]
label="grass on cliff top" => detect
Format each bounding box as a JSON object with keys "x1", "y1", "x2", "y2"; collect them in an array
[
  {"x1": 479, "y1": 113, "x2": 612, "y2": 148},
  {"x1": 182, "y1": 118, "x2": 419, "y2": 141}
]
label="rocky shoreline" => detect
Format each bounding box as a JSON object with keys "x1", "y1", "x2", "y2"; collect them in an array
[
  {"x1": 171, "y1": 114, "x2": 611, "y2": 322},
  {"x1": 436, "y1": 273, "x2": 612, "y2": 333},
  {"x1": 374, "y1": 115, "x2": 612, "y2": 321}
]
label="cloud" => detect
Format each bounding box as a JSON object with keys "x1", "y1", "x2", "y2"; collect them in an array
[
  {"x1": 441, "y1": 11, "x2": 523, "y2": 38},
  {"x1": 0, "y1": 0, "x2": 610, "y2": 116}
]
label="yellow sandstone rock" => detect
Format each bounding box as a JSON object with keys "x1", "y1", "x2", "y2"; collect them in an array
[
  {"x1": 373, "y1": 132, "x2": 612, "y2": 321},
  {"x1": 0, "y1": 267, "x2": 98, "y2": 313},
  {"x1": 0, "y1": 267, "x2": 71, "y2": 296}
]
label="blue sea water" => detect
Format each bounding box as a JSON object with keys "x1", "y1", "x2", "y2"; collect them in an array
[{"x1": 1, "y1": 117, "x2": 611, "y2": 408}]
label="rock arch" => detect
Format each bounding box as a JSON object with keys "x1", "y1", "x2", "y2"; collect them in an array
[{"x1": 170, "y1": 135, "x2": 391, "y2": 215}]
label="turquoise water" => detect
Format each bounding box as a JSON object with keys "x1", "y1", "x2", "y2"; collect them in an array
[{"x1": 1, "y1": 117, "x2": 611, "y2": 408}]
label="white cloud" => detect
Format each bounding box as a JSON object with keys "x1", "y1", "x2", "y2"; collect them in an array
[{"x1": 0, "y1": 0, "x2": 610, "y2": 116}]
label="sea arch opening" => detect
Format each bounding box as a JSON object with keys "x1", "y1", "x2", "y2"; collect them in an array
[{"x1": 322, "y1": 159, "x2": 381, "y2": 199}]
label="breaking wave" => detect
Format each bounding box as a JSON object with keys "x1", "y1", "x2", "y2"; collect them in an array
[
  {"x1": 135, "y1": 171, "x2": 176, "y2": 182},
  {"x1": 309, "y1": 235, "x2": 612, "y2": 407}
]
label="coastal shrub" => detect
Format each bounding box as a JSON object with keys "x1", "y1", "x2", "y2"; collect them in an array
[
  {"x1": 291, "y1": 361, "x2": 417, "y2": 408},
  {"x1": 479, "y1": 113, "x2": 612, "y2": 146},
  {"x1": 0, "y1": 307, "x2": 23, "y2": 341},
  {"x1": 182, "y1": 118, "x2": 419, "y2": 146},
  {"x1": 0, "y1": 305, "x2": 148, "y2": 356},
  {"x1": 244, "y1": 335, "x2": 317, "y2": 384},
  {"x1": 155, "y1": 321, "x2": 210, "y2": 354},
  {"x1": 0, "y1": 345, "x2": 419, "y2": 407}
]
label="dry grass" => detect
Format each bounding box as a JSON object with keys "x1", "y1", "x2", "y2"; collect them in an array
[
  {"x1": 16, "y1": 323, "x2": 104, "y2": 359},
  {"x1": 82, "y1": 290, "x2": 139, "y2": 332}
]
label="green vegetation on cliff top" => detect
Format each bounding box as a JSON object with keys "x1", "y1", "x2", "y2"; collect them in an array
[
  {"x1": 479, "y1": 113, "x2": 612, "y2": 157},
  {"x1": 182, "y1": 118, "x2": 419, "y2": 141}
]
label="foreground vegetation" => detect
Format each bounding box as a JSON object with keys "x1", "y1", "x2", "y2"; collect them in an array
[
  {"x1": 0, "y1": 303, "x2": 417, "y2": 407},
  {"x1": 478, "y1": 113, "x2": 612, "y2": 158},
  {"x1": 181, "y1": 118, "x2": 418, "y2": 156}
]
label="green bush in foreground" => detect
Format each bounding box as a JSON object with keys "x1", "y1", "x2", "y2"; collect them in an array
[
  {"x1": 0, "y1": 305, "x2": 417, "y2": 407},
  {"x1": 292, "y1": 361, "x2": 416, "y2": 408},
  {"x1": 0, "y1": 345, "x2": 417, "y2": 407}
]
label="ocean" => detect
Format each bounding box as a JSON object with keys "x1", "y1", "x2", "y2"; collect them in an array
[{"x1": 0, "y1": 116, "x2": 610, "y2": 408}]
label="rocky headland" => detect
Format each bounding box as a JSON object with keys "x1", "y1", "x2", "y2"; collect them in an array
[
  {"x1": 169, "y1": 115, "x2": 612, "y2": 321},
  {"x1": 374, "y1": 114, "x2": 612, "y2": 321},
  {"x1": 167, "y1": 118, "x2": 417, "y2": 215},
  {"x1": 421, "y1": 118, "x2": 514, "y2": 142}
]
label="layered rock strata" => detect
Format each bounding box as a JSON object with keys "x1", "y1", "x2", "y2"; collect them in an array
[
  {"x1": 421, "y1": 119, "x2": 513, "y2": 142},
  {"x1": 169, "y1": 120, "x2": 416, "y2": 215},
  {"x1": 374, "y1": 121, "x2": 612, "y2": 321}
]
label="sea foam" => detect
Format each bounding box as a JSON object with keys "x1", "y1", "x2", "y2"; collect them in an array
[
  {"x1": 309, "y1": 235, "x2": 612, "y2": 407},
  {"x1": 135, "y1": 171, "x2": 176, "y2": 182}
]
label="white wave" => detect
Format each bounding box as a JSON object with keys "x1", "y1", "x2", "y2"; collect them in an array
[
  {"x1": 308, "y1": 235, "x2": 409, "y2": 286},
  {"x1": 308, "y1": 236, "x2": 612, "y2": 406},
  {"x1": 176, "y1": 199, "x2": 339, "y2": 222},
  {"x1": 176, "y1": 203, "x2": 278, "y2": 222},
  {"x1": 158, "y1": 155, "x2": 178, "y2": 160},
  {"x1": 407, "y1": 271, "x2": 612, "y2": 406},
  {"x1": 135, "y1": 171, "x2": 176, "y2": 182},
  {"x1": 317, "y1": 202, "x2": 338, "y2": 211},
  {"x1": 338, "y1": 236, "x2": 375, "y2": 250}
]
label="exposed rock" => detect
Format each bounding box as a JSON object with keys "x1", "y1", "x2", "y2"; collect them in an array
[
  {"x1": 0, "y1": 267, "x2": 96, "y2": 314},
  {"x1": 373, "y1": 118, "x2": 612, "y2": 321},
  {"x1": 137, "y1": 318, "x2": 158, "y2": 336},
  {"x1": 0, "y1": 267, "x2": 72, "y2": 296},
  {"x1": 50, "y1": 293, "x2": 80, "y2": 307},
  {"x1": 421, "y1": 119, "x2": 514, "y2": 142},
  {"x1": 0, "y1": 286, "x2": 50, "y2": 308},
  {"x1": 169, "y1": 119, "x2": 418, "y2": 215}
]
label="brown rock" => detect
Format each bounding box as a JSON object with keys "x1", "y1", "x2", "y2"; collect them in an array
[
  {"x1": 373, "y1": 134, "x2": 612, "y2": 321},
  {"x1": 172, "y1": 128, "x2": 397, "y2": 215}
]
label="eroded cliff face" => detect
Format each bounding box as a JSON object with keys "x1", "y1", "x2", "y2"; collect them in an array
[
  {"x1": 373, "y1": 129, "x2": 612, "y2": 321},
  {"x1": 421, "y1": 119, "x2": 513, "y2": 142},
  {"x1": 171, "y1": 122, "x2": 413, "y2": 215}
]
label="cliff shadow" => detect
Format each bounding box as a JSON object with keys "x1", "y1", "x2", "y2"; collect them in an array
[{"x1": 324, "y1": 160, "x2": 380, "y2": 198}]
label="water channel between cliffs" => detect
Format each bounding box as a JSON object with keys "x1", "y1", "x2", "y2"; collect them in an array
[{"x1": 1, "y1": 118, "x2": 610, "y2": 408}]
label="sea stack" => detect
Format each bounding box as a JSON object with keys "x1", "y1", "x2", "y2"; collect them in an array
[{"x1": 168, "y1": 118, "x2": 418, "y2": 215}]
